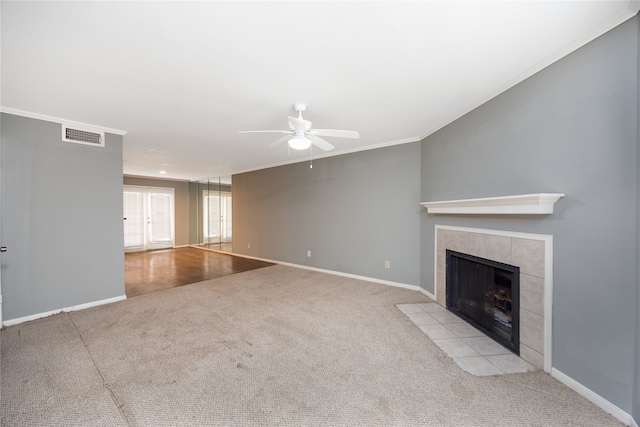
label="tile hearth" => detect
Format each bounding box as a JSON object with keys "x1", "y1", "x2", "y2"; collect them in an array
[{"x1": 397, "y1": 302, "x2": 535, "y2": 376}]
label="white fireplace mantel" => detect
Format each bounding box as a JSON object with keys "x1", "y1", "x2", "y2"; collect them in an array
[{"x1": 421, "y1": 193, "x2": 565, "y2": 215}]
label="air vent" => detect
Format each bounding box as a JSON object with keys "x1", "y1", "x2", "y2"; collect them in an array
[{"x1": 62, "y1": 125, "x2": 105, "y2": 147}]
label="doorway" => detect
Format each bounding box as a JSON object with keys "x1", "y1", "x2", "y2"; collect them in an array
[{"x1": 123, "y1": 185, "x2": 175, "y2": 252}]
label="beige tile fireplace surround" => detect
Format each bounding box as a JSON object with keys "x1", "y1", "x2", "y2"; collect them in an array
[{"x1": 433, "y1": 225, "x2": 553, "y2": 372}]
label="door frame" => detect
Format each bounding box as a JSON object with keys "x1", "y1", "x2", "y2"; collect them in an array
[{"x1": 123, "y1": 185, "x2": 175, "y2": 252}]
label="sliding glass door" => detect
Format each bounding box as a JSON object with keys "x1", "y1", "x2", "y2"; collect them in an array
[{"x1": 123, "y1": 186, "x2": 175, "y2": 251}]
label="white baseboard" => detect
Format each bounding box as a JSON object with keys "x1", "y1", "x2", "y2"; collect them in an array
[
  {"x1": 551, "y1": 368, "x2": 634, "y2": 426},
  {"x1": 212, "y1": 248, "x2": 424, "y2": 293},
  {"x1": 3, "y1": 295, "x2": 127, "y2": 327},
  {"x1": 227, "y1": 249, "x2": 440, "y2": 301},
  {"x1": 279, "y1": 260, "x2": 422, "y2": 291},
  {"x1": 418, "y1": 288, "x2": 436, "y2": 301}
]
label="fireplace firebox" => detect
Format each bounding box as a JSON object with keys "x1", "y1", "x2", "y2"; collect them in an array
[{"x1": 446, "y1": 250, "x2": 520, "y2": 354}]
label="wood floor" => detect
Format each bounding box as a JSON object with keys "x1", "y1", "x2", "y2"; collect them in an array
[{"x1": 124, "y1": 247, "x2": 274, "y2": 297}]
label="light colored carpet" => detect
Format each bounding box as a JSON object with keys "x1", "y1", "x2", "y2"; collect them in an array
[{"x1": 1, "y1": 265, "x2": 625, "y2": 426}]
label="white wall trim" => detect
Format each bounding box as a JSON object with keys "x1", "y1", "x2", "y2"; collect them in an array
[
  {"x1": 192, "y1": 246, "x2": 422, "y2": 292},
  {"x1": 434, "y1": 224, "x2": 553, "y2": 373},
  {"x1": 2, "y1": 295, "x2": 127, "y2": 327},
  {"x1": 1, "y1": 107, "x2": 127, "y2": 136},
  {"x1": 418, "y1": 287, "x2": 436, "y2": 301},
  {"x1": 277, "y1": 261, "x2": 422, "y2": 292},
  {"x1": 552, "y1": 368, "x2": 634, "y2": 426},
  {"x1": 230, "y1": 136, "x2": 422, "y2": 179}
]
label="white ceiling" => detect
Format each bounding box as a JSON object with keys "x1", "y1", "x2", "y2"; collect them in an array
[{"x1": 2, "y1": 1, "x2": 638, "y2": 181}]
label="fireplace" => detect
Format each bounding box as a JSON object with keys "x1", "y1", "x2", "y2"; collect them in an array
[
  {"x1": 434, "y1": 226, "x2": 550, "y2": 371},
  {"x1": 446, "y1": 250, "x2": 520, "y2": 354}
]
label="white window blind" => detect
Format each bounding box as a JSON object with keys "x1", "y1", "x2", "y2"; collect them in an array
[
  {"x1": 123, "y1": 191, "x2": 145, "y2": 248},
  {"x1": 149, "y1": 192, "x2": 173, "y2": 243}
]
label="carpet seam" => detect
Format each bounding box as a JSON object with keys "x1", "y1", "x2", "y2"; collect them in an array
[{"x1": 67, "y1": 312, "x2": 132, "y2": 427}]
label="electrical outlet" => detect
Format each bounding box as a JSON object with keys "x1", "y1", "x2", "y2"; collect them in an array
[
  {"x1": 385, "y1": 260, "x2": 390, "y2": 269},
  {"x1": 247, "y1": 243, "x2": 251, "y2": 249},
  {"x1": 307, "y1": 250, "x2": 312, "y2": 257}
]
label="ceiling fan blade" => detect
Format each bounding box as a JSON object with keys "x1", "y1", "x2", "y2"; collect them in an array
[
  {"x1": 287, "y1": 116, "x2": 312, "y2": 132},
  {"x1": 309, "y1": 135, "x2": 335, "y2": 151},
  {"x1": 268, "y1": 135, "x2": 292, "y2": 148},
  {"x1": 310, "y1": 129, "x2": 360, "y2": 139},
  {"x1": 239, "y1": 130, "x2": 291, "y2": 134}
]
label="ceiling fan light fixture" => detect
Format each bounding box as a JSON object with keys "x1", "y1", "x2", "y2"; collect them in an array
[
  {"x1": 239, "y1": 104, "x2": 356, "y2": 152},
  {"x1": 288, "y1": 134, "x2": 311, "y2": 150}
]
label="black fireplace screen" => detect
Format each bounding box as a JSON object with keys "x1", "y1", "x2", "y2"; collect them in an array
[{"x1": 446, "y1": 250, "x2": 520, "y2": 354}]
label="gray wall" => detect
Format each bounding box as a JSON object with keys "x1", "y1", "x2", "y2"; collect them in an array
[
  {"x1": 123, "y1": 176, "x2": 190, "y2": 247},
  {"x1": 634, "y1": 11, "x2": 640, "y2": 423},
  {"x1": 233, "y1": 142, "x2": 421, "y2": 286},
  {"x1": 1, "y1": 113, "x2": 125, "y2": 321},
  {"x1": 420, "y1": 16, "x2": 638, "y2": 414}
]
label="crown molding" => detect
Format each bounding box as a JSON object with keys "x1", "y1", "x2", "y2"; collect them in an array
[{"x1": 1, "y1": 107, "x2": 127, "y2": 136}]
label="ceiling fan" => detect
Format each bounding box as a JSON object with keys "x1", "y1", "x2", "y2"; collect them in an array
[{"x1": 239, "y1": 103, "x2": 360, "y2": 151}]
